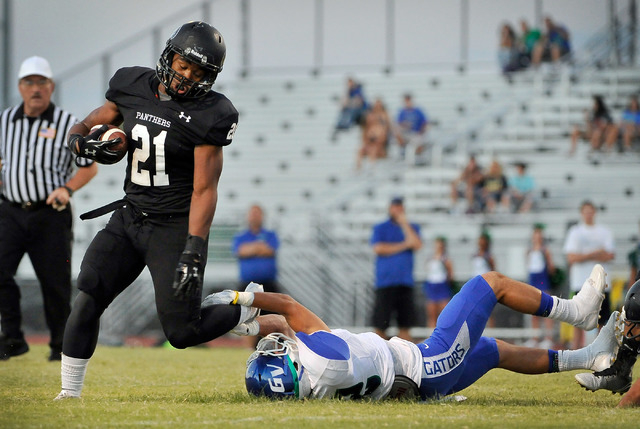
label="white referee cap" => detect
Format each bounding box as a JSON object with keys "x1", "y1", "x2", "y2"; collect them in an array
[{"x1": 18, "y1": 56, "x2": 53, "y2": 79}]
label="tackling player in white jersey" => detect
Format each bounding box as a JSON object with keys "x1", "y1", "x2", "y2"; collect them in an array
[{"x1": 205, "y1": 265, "x2": 619, "y2": 400}]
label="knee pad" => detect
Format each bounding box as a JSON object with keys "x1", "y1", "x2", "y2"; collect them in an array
[
  {"x1": 160, "y1": 314, "x2": 198, "y2": 349},
  {"x1": 76, "y1": 266, "x2": 109, "y2": 308}
]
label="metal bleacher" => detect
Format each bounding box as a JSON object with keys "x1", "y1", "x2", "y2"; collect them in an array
[{"x1": 24, "y1": 63, "x2": 638, "y2": 341}]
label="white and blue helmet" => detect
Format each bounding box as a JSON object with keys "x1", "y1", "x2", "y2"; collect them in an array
[{"x1": 245, "y1": 333, "x2": 311, "y2": 399}]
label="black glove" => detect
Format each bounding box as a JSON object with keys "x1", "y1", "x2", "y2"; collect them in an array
[
  {"x1": 172, "y1": 235, "x2": 207, "y2": 299},
  {"x1": 68, "y1": 124, "x2": 122, "y2": 165}
]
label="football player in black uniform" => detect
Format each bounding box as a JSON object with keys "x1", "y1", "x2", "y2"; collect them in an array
[{"x1": 55, "y1": 21, "x2": 253, "y2": 399}]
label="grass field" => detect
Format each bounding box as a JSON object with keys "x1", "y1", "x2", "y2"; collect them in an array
[{"x1": 2, "y1": 343, "x2": 640, "y2": 428}]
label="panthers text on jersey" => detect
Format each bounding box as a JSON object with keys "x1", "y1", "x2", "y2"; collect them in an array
[{"x1": 106, "y1": 66, "x2": 238, "y2": 215}]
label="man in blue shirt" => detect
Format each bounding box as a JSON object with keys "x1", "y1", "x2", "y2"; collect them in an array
[
  {"x1": 395, "y1": 94, "x2": 428, "y2": 164},
  {"x1": 370, "y1": 197, "x2": 422, "y2": 341},
  {"x1": 232, "y1": 205, "x2": 280, "y2": 294}
]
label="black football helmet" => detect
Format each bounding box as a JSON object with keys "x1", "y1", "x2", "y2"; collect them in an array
[
  {"x1": 156, "y1": 21, "x2": 226, "y2": 99},
  {"x1": 621, "y1": 279, "x2": 640, "y2": 340}
]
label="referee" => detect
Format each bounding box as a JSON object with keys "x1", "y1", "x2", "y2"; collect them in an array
[{"x1": 0, "y1": 56, "x2": 97, "y2": 361}]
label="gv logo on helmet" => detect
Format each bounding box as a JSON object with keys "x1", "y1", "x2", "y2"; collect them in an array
[{"x1": 267, "y1": 364, "x2": 285, "y2": 392}]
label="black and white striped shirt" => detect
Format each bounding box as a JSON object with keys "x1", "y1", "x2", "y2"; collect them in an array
[{"x1": 0, "y1": 102, "x2": 92, "y2": 204}]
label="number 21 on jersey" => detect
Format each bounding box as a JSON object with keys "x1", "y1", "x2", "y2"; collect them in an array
[{"x1": 130, "y1": 124, "x2": 169, "y2": 186}]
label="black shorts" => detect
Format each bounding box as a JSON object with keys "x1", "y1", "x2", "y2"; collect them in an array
[
  {"x1": 77, "y1": 204, "x2": 191, "y2": 312},
  {"x1": 372, "y1": 285, "x2": 416, "y2": 330}
]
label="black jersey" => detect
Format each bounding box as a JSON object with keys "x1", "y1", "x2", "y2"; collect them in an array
[{"x1": 106, "y1": 66, "x2": 238, "y2": 215}]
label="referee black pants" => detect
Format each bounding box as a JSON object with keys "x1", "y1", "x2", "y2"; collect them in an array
[{"x1": 0, "y1": 201, "x2": 73, "y2": 352}]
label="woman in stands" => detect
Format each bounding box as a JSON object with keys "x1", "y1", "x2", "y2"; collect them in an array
[{"x1": 569, "y1": 95, "x2": 617, "y2": 156}]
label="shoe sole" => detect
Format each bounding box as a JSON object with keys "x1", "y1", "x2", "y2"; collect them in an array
[
  {"x1": 575, "y1": 379, "x2": 630, "y2": 395},
  {"x1": 574, "y1": 373, "x2": 631, "y2": 395}
]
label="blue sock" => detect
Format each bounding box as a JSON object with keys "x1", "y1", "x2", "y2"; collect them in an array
[
  {"x1": 548, "y1": 350, "x2": 559, "y2": 373},
  {"x1": 535, "y1": 292, "x2": 554, "y2": 317}
]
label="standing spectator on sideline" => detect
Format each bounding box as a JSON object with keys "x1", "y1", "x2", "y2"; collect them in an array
[
  {"x1": 394, "y1": 94, "x2": 428, "y2": 164},
  {"x1": 569, "y1": 95, "x2": 616, "y2": 156},
  {"x1": 627, "y1": 221, "x2": 640, "y2": 289},
  {"x1": 531, "y1": 15, "x2": 571, "y2": 67},
  {"x1": 422, "y1": 236, "x2": 454, "y2": 328},
  {"x1": 370, "y1": 197, "x2": 422, "y2": 341},
  {"x1": 525, "y1": 224, "x2": 557, "y2": 349},
  {"x1": 333, "y1": 77, "x2": 368, "y2": 136},
  {"x1": 232, "y1": 205, "x2": 280, "y2": 296},
  {"x1": 0, "y1": 57, "x2": 98, "y2": 362},
  {"x1": 505, "y1": 162, "x2": 535, "y2": 213},
  {"x1": 450, "y1": 155, "x2": 484, "y2": 214},
  {"x1": 55, "y1": 22, "x2": 252, "y2": 400},
  {"x1": 232, "y1": 204, "x2": 280, "y2": 348},
  {"x1": 564, "y1": 200, "x2": 615, "y2": 348},
  {"x1": 472, "y1": 231, "x2": 496, "y2": 278},
  {"x1": 356, "y1": 98, "x2": 391, "y2": 171},
  {"x1": 472, "y1": 230, "x2": 496, "y2": 327}
]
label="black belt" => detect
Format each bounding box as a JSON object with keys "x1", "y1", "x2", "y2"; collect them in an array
[
  {"x1": 1, "y1": 196, "x2": 49, "y2": 212},
  {"x1": 80, "y1": 199, "x2": 188, "y2": 221}
]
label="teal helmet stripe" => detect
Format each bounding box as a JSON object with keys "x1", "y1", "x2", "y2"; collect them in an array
[{"x1": 284, "y1": 355, "x2": 299, "y2": 398}]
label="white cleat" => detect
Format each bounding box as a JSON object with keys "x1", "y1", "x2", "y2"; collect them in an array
[
  {"x1": 582, "y1": 311, "x2": 621, "y2": 372},
  {"x1": 573, "y1": 264, "x2": 607, "y2": 330},
  {"x1": 575, "y1": 371, "x2": 632, "y2": 395},
  {"x1": 53, "y1": 390, "x2": 79, "y2": 401}
]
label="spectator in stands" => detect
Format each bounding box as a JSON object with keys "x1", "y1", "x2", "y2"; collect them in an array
[
  {"x1": 333, "y1": 77, "x2": 368, "y2": 136},
  {"x1": 605, "y1": 95, "x2": 640, "y2": 154},
  {"x1": 518, "y1": 19, "x2": 541, "y2": 66},
  {"x1": 525, "y1": 224, "x2": 557, "y2": 349},
  {"x1": 450, "y1": 155, "x2": 484, "y2": 214},
  {"x1": 479, "y1": 159, "x2": 510, "y2": 214},
  {"x1": 394, "y1": 93, "x2": 428, "y2": 164},
  {"x1": 498, "y1": 22, "x2": 522, "y2": 74},
  {"x1": 422, "y1": 236, "x2": 454, "y2": 328},
  {"x1": 356, "y1": 98, "x2": 391, "y2": 171},
  {"x1": 505, "y1": 162, "x2": 535, "y2": 213},
  {"x1": 531, "y1": 15, "x2": 571, "y2": 67},
  {"x1": 569, "y1": 95, "x2": 616, "y2": 156},
  {"x1": 232, "y1": 204, "x2": 280, "y2": 348},
  {"x1": 370, "y1": 197, "x2": 422, "y2": 341},
  {"x1": 563, "y1": 200, "x2": 615, "y2": 348}
]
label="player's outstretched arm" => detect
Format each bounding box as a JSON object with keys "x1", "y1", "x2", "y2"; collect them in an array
[
  {"x1": 255, "y1": 314, "x2": 296, "y2": 338},
  {"x1": 251, "y1": 292, "x2": 329, "y2": 335}
]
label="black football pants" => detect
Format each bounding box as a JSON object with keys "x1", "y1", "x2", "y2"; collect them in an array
[{"x1": 62, "y1": 204, "x2": 241, "y2": 359}]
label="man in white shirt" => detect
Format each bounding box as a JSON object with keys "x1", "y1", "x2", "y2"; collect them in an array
[{"x1": 564, "y1": 200, "x2": 615, "y2": 348}]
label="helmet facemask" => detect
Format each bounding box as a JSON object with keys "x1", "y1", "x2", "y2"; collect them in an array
[
  {"x1": 156, "y1": 21, "x2": 225, "y2": 99},
  {"x1": 157, "y1": 49, "x2": 218, "y2": 99},
  {"x1": 245, "y1": 333, "x2": 310, "y2": 399}
]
